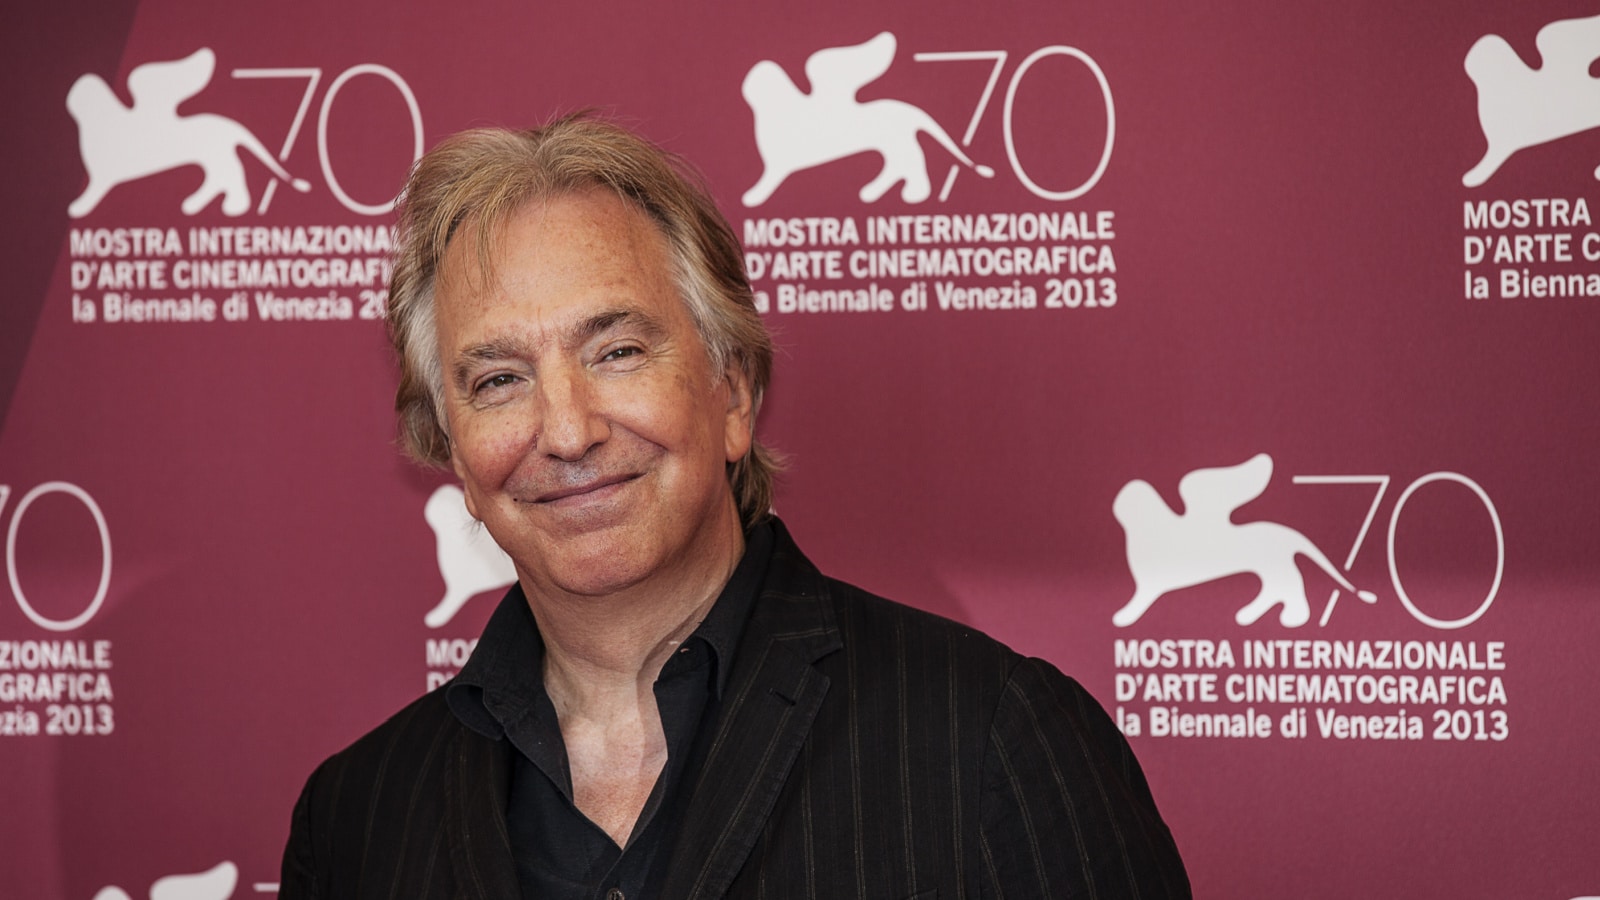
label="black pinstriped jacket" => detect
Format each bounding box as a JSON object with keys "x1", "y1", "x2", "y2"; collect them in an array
[{"x1": 280, "y1": 520, "x2": 1190, "y2": 899}]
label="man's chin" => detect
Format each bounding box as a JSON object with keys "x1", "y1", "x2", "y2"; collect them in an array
[
  {"x1": 518, "y1": 533, "x2": 661, "y2": 598},
  {"x1": 540, "y1": 567, "x2": 657, "y2": 601}
]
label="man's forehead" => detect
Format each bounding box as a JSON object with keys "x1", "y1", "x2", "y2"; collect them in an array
[
  {"x1": 435, "y1": 198, "x2": 696, "y2": 339},
  {"x1": 459, "y1": 305, "x2": 669, "y2": 354},
  {"x1": 435, "y1": 188, "x2": 670, "y2": 296}
]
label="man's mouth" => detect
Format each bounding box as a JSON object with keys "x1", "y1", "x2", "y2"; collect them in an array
[{"x1": 529, "y1": 472, "x2": 639, "y2": 504}]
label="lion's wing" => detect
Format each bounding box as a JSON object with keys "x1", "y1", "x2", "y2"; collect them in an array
[
  {"x1": 804, "y1": 32, "x2": 897, "y2": 100},
  {"x1": 1178, "y1": 453, "x2": 1273, "y2": 517},
  {"x1": 127, "y1": 48, "x2": 216, "y2": 113},
  {"x1": 1536, "y1": 13, "x2": 1600, "y2": 75}
]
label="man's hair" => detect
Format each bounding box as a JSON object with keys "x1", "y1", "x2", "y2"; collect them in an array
[{"x1": 387, "y1": 112, "x2": 778, "y2": 528}]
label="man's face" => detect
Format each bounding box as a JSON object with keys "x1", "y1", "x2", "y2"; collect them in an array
[{"x1": 434, "y1": 190, "x2": 753, "y2": 599}]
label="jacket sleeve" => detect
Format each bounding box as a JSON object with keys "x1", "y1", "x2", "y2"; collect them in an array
[
  {"x1": 279, "y1": 762, "x2": 329, "y2": 900},
  {"x1": 977, "y1": 658, "x2": 1191, "y2": 899}
]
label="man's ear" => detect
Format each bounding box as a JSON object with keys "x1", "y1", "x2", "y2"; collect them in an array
[{"x1": 722, "y1": 363, "x2": 756, "y2": 463}]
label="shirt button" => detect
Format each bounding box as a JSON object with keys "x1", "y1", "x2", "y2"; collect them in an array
[{"x1": 607, "y1": 890, "x2": 625, "y2": 900}]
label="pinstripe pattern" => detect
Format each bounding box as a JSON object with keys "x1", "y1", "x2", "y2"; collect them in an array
[
  {"x1": 847, "y1": 615, "x2": 867, "y2": 900},
  {"x1": 944, "y1": 629, "x2": 968, "y2": 900},
  {"x1": 895, "y1": 616, "x2": 917, "y2": 895},
  {"x1": 281, "y1": 521, "x2": 1189, "y2": 899}
]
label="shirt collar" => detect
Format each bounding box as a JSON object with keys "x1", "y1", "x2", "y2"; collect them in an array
[{"x1": 697, "y1": 518, "x2": 773, "y2": 699}]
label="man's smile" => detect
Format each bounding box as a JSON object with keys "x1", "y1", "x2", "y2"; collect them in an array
[{"x1": 525, "y1": 471, "x2": 641, "y2": 505}]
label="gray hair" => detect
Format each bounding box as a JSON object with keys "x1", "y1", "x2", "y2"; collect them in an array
[{"x1": 387, "y1": 113, "x2": 778, "y2": 528}]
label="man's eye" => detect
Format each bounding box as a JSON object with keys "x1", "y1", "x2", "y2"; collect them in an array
[
  {"x1": 603, "y1": 345, "x2": 643, "y2": 362},
  {"x1": 475, "y1": 373, "x2": 519, "y2": 393}
]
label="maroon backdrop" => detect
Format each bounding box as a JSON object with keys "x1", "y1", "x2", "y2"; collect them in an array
[{"x1": 4, "y1": 1, "x2": 1598, "y2": 897}]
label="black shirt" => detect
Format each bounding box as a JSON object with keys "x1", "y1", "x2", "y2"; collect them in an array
[{"x1": 446, "y1": 523, "x2": 774, "y2": 900}]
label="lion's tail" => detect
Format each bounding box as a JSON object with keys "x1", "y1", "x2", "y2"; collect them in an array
[
  {"x1": 1296, "y1": 536, "x2": 1378, "y2": 604},
  {"x1": 915, "y1": 110, "x2": 995, "y2": 178},
  {"x1": 236, "y1": 126, "x2": 312, "y2": 192}
]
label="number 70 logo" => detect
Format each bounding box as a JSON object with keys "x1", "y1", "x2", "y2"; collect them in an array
[
  {"x1": 1292, "y1": 471, "x2": 1504, "y2": 629},
  {"x1": 232, "y1": 62, "x2": 423, "y2": 215},
  {"x1": 912, "y1": 45, "x2": 1115, "y2": 202}
]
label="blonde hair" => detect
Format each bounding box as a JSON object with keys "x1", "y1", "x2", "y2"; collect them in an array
[{"x1": 387, "y1": 113, "x2": 778, "y2": 527}]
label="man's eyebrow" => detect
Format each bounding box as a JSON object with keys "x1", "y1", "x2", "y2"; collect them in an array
[
  {"x1": 452, "y1": 339, "x2": 523, "y2": 389},
  {"x1": 572, "y1": 307, "x2": 668, "y2": 344},
  {"x1": 448, "y1": 308, "x2": 671, "y2": 389}
]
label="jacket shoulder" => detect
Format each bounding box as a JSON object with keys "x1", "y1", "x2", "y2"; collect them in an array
[
  {"x1": 823, "y1": 575, "x2": 1024, "y2": 673},
  {"x1": 280, "y1": 689, "x2": 475, "y2": 899},
  {"x1": 313, "y1": 687, "x2": 461, "y2": 789}
]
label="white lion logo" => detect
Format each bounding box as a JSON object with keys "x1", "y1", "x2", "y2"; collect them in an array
[
  {"x1": 741, "y1": 31, "x2": 994, "y2": 206},
  {"x1": 67, "y1": 48, "x2": 310, "y2": 217},
  {"x1": 1111, "y1": 454, "x2": 1377, "y2": 628},
  {"x1": 1463, "y1": 14, "x2": 1600, "y2": 187},
  {"x1": 93, "y1": 860, "x2": 236, "y2": 900},
  {"x1": 423, "y1": 485, "x2": 516, "y2": 628}
]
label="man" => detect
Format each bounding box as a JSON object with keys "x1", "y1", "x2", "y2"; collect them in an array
[{"x1": 282, "y1": 113, "x2": 1189, "y2": 899}]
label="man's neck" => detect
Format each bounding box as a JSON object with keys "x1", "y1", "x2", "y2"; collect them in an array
[
  {"x1": 524, "y1": 519, "x2": 746, "y2": 711},
  {"x1": 522, "y1": 514, "x2": 746, "y2": 846}
]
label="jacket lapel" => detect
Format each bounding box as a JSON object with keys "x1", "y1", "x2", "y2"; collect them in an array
[
  {"x1": 444, "y1": 726, "x2": 523, "y2": 898},
  {"x1": 661, "y1": 521, "x2": 843, "y2": 899}
]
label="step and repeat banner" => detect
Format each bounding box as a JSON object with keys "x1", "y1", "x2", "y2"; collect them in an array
[{"x1": 3, "y1": 0, "x2": 1597, "y2": 897}]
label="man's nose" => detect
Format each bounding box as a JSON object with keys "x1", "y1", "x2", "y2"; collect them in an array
[{"x1": 535, "y1": 368, "x2": 608, "y2": 461}]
